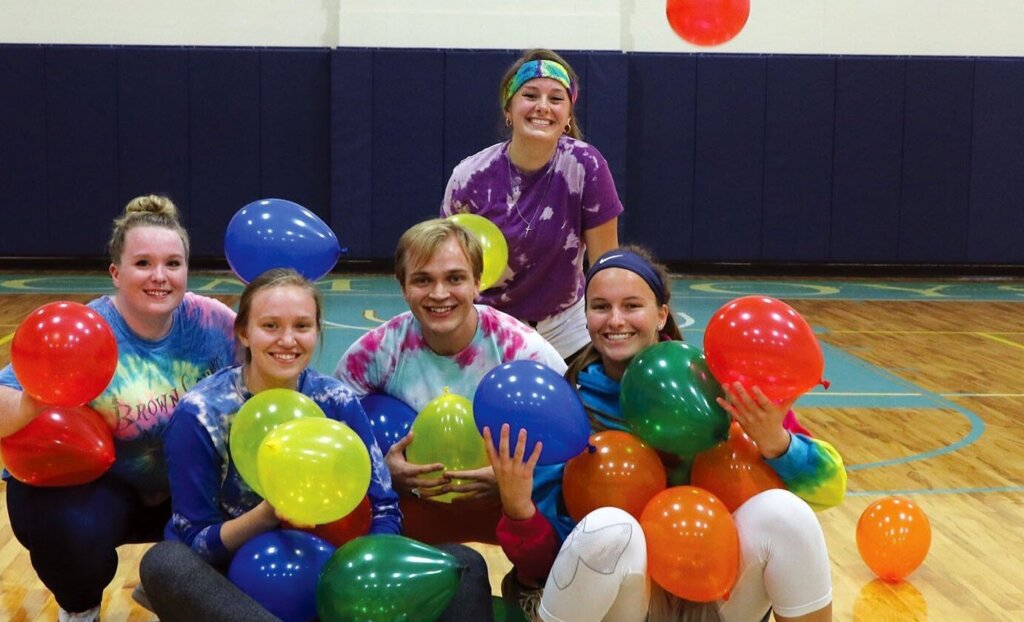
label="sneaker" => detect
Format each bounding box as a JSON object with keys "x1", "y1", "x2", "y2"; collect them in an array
[
  {"x1": 501, "y1": 568, "x2": 543, "y2": 622},
  {"x1": 131, "y1": 584, "x2": 154, "y2": 612},
  {"x1": 58, "y1": 605, "x2": 100, "y2": 622}
]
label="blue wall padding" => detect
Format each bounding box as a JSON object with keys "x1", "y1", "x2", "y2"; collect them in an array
[
  {"x1": 0, "y1": 46, "x2": 48, "y2": 255},
  {"x1": 187, "y1": 48, "x2": 262, "y2": 256},
  {"x1": 259, "y1": 49, "x2": 332, "y2": 223},
  {"x1": 117, "y1": 47, "x2": 190, "y2": 226},
  {"x1": 899, "y1": 58, "x2": 974, "y2": 262},
  {"x1": 46, "y1": 46, "x2": 120, "y2": 256},
  {"x1": 970, "y1": 59, "x2": 1024, "y2": 264},
  {"x1": 622, "y1": 54, "x2": 696, "y2": 261},
  {"x1": 762, "y1": 57, "x2": 835, "y2": 262},
  {"x1": 830, "y1": 57, "x2": 905, "y2": 263},
  {"x1": 330, "y1": 48, "x2": 374, "y2": 257},
  {"x1": 0, "y1": 45, "x2": 1021, "y2": 266},
  {"x1": 692, "y1": 56, "x2": 766, "y2": 261}
]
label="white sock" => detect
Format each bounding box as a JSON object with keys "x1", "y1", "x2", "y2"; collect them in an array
[{"x1": 58, "y1": 605, "x2": 100, "y2": 622}]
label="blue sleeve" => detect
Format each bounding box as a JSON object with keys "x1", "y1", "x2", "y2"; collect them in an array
[
  {"x1": 766, "y1": 433, "x2": 847, "y2": 512},
  {"x1": 163, "y1": 404, "x2": 231, "y2": 565},
  {"x1": 532, "y1": 463, "x2": 576, "y2": 542},
  {"x1": 326, "y1": 397, "x2": 402, "y2": 535},
  {"x1": 0, "y1": 364, "x2": 23, "y2": 390}
]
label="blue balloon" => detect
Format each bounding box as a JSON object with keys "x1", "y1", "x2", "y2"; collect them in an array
[
  {"x1": 360, "y1": 393, "x2": 417, "y2": 453},
  {"x1": 473, "y1": 360, "x2": 590, "y2": 465},
  {"x1": 224, "y1": 198, "x2": 341, "y2": 283},
  {"x1": 227, "y1": 530, "x2": 335, "y2": 622}
]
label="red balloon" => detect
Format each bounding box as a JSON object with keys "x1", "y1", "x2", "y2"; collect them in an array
[
  {"x1": 857, "y1": 496, "x2": 931, "y2": 582},
  {"x1": 703, "y1": 296, "x2": 827, "y2": 403},
  {"x1": 0, "y1": 405, "x2": 115, "y2": 486},
  {"x1": 11, "y1": 301, "x2": 118, "y2": 407},
  {"x1": 286, "y1": 496, "x2": 372, "y2": 547},
  {"x1": 690, "y1": 421, "x2": 784, "y2": 512},
  {"x1": 640, "y1": 486, "x2": 739, "y2": 602},
  {"x1": 666, "y1": 0, "x2": 751, "y2": 47},
  {"x1": 563, "y1": 431, "x2": 666, "y2": 522}
]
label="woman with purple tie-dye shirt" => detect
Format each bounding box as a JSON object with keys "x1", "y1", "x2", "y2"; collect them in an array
[{"x1": 441, "y1": 49, "x2": 623, "y2": 362}]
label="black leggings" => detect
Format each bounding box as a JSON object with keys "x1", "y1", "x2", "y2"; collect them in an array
[
  {"x1": 6, "y1": 475, "x2": 168, "y2": 612},
  {"x1": 140, "y1": 539, "x2": 495, "y2": 622}
]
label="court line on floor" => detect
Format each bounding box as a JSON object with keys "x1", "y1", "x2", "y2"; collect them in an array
[{"x1": 849, "y1": 485, "x2": 1024, "y2": 496}]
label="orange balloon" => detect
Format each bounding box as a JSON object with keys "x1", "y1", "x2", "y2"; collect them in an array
[
  {"x1": 285, "y1": 496, "x2": 372, "y2": 547},
  {"x1": 856, "y1": 496, "x2": 931, "y2": 582},
  {"x1": 703, "y1": 296, "x2": 827, "y2": 403},
  {"x1": 563, "y1": 431, "x2": 667, "y2": 522},
  {"x1": 690, "y1": 421, "x2": 784, "y2": 512},
  {"x1": 640, "y1": 486, "x2": 739, "y2": 602},
  {"x1": 666, "y1": 0, "x2": 751, "y2": 47}
]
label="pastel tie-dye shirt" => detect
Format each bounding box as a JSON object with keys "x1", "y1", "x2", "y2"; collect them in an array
[
  {"x1": 0, "y1": 293, "x2": 236, "y2": 492},
  {"x1": 163, "y1": 366, "x2": 401, "y2": 566},
  {"x1": 441, "y1": 136, "x2": 623, "y2": 323},
  {"x1": 333, "y1": 305, "x2": 566, "y2": 411}
]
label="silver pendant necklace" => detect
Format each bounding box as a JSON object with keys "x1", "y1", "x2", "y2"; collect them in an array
[{"x1": 507, "y1": 149, "x2": 554, "y2": 236}]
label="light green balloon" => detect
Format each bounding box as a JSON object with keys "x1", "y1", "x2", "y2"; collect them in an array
[
  {"x1": 229, "y1": 388, "x2": 326, "y2": 496},
  {"x1": 257, "y1": 417, "x2": 371, "y2": 526},
  {"x1": 406, "y1": 390, "x2": 488, "y2": 503}
]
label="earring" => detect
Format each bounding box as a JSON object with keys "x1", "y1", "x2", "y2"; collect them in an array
[
  {"x1": 657, "y1": 322, "x2": 665, "y2": 330},
  {"x1": 564, "y1": 122, "x2": 572, "y2": 134},
  {"x1": 505, "y1": 116, "x2": 512, "y2": 128}
]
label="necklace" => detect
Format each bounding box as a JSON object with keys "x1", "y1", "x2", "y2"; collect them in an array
[{"x1": 506, "y1": 149, "x2": 555, "y2": 236}]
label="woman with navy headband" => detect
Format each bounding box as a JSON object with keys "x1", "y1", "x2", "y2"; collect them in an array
[
  {"x1": 441, "y1": 49, "x2": 623, "y2": 363},
  {"x1": 488, "y1": 246, "x2": 847, "y2": 622}
]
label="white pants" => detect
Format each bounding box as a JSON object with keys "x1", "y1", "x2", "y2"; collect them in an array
[
  {"x1": 532, "y1": 296, "x2": 590, "y2": 360},
  {"x1": 539, "y1": 489, "x2": 832, "y2": 622}
]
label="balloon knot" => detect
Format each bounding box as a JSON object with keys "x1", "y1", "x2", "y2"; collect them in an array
[
  {"x1": 586, "y1": 444, "x2": 597, "y2": 454},
  {"x1": 820, "y1": 378, "x2": 831, "y2": 390}
]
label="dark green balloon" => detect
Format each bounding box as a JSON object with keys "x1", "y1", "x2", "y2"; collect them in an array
[
  {"x1": 491, "y1": 596, "x2": 528, "y2": 622},
  {"x1": 316, "y1": 535, "x2": 462, "y2": 622},
  {"x1": 619, "y1": 341, "x2": 730, "y2": 458}
]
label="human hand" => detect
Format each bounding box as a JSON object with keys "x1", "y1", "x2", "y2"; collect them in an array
[
  {"x1": 716, "y1": 382, "x2": 793, "y2": 459},
  {"x1": 483, "y1": 424, "x2": 542, "y2": 521},
  {"x1": 384, "y1": 431, "x2": 448, "y2": 495}
]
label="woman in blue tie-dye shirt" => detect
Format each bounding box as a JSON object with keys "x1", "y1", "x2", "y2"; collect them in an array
[{"x1": 0, "y1": 195, "x2": 237, "y2": 622}]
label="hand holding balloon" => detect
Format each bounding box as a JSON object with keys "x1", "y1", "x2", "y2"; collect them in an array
[
  {"x1": 384, "y1": 431, "x2": 448, "y2": 496},
  {"x1": 716, "y1": 382, "x2": 793, "y2": 459},
  {"x1": 437, "y1": 465, "x2": 498, "y2": 501},
  {"x1": 483, "y1": 424, "x2": 542, "y2": 521}
]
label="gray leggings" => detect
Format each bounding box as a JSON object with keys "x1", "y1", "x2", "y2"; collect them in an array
[{"x1": 140, "y1": 540, "x2": 495, "y2": 622}]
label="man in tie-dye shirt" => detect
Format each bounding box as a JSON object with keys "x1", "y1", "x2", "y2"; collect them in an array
[{"x1": 334, "y1": 218, "x2": 565, "y2": 543}]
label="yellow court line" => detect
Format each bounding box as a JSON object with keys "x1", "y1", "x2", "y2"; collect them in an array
[
  {"x1": 827, "y1": 329, "x2": 1024, "y2": 335},
  {"x1": 975, "y1": 332, "x2": 1024, "y2": 351},
  {"x1": 0, "y1": 333, "x2": 12, "y2": 347}
]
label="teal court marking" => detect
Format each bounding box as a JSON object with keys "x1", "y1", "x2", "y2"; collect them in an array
[{"x1": 3, "y1": 272, "x2": 1023, "y2": 496}]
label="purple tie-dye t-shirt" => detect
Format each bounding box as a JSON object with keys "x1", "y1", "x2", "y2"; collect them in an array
[
  {"x1": 441, "y1": 136, "x2": 623, "y2": 323},
  {"x1": 333, "y1": 305, "x2": 566, "y2": 412},
  {"x1": 0, "y1": 293, "x2": 236, "y2": 492}
]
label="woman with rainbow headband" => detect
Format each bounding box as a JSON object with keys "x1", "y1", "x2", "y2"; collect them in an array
[
  {"x1": 487, "y1": 246, "x2": 846, "y2": 622},
  {"x1": 441, "y1": 49, "x2": 623, "y2": 363}
]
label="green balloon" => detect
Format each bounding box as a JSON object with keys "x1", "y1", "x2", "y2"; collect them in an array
[
  {"x1": 229, "y1": 388, "x2": 326, "y2": 496},
  {"x1": 316, "y1": 535, "x2": 462, "y2": 622},
  {"x1": 492, "y1": 596, "x2": 528, "y2": 622},
  {"x1": 406, "y1": 390, "x2": 488, "y2": 503},
  {"x1": 619, "y1": 341, "x2": 730, "y2": 458}
]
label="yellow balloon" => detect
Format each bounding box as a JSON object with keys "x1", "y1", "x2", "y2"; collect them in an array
[
  {"x1": 406, "y1": 389, "x2": 488, "y2": 503},
  {"x1": 257, "y1": 417, "x2": 371, "y2": 525},
  {"x1": 448, "y1": 213, "x2": 509, "y2": 290},
  {"x1": 229, "y1": 388, "x2": 326, "y2": 496}
]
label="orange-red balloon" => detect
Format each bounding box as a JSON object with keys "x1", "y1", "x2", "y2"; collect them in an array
[
  {"x1": 563, "y1": 431, "x2": 666, "y2": 522},
  {"x1": 0, "y1": 405, "x2": 115, "y2": 486},
  {"x1": 640, "y1": 486, "x2": 739, "y2": 602},
  {"x1": 11, "y1": 301, "x2": 118, "y2": 407},
  {"x1": 856, "y1": 496, "x2": 931, "y2": 582},
  {"x1": 703, "y1": 296, "x2": 827, "y2": 403},
  {"x1": 690, "y1": 421, "x2": 784, "y2": 512},
  {"x1": 286, "y1": 496, "x2": 372, "y2": 547},
  {"x1": 666, "y1": 0, "x2": 751, "y2": 47}
]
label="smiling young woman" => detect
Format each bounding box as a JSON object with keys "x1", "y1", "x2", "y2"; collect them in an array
[{"x1": 441, "y1": 49, "x2": 624, "y2": 363}]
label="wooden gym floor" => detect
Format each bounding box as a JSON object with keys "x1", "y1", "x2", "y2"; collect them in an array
[{"x1": 1, "y1": 271, "x2": 1022, "y2": 621}]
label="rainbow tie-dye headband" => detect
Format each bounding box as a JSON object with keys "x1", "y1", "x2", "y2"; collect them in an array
[{"x1": 503, "y1": 59, "x2": 578, "y2": 106}]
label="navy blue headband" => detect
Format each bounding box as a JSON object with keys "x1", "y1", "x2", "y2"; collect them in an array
[{"x1": 585, "y1": 249, "x2": 666, "y2": 304}]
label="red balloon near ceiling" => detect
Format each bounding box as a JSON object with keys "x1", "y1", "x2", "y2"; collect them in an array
[
  {"x1": 1, "y1": 405, "x2": 116, "y2": 487},
  {"x1": 666, "y1": 0, "x2": 751, "y2": 47},
  {"x1": 11, "y1": 301, "x2": 118, "y2": 407}
]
